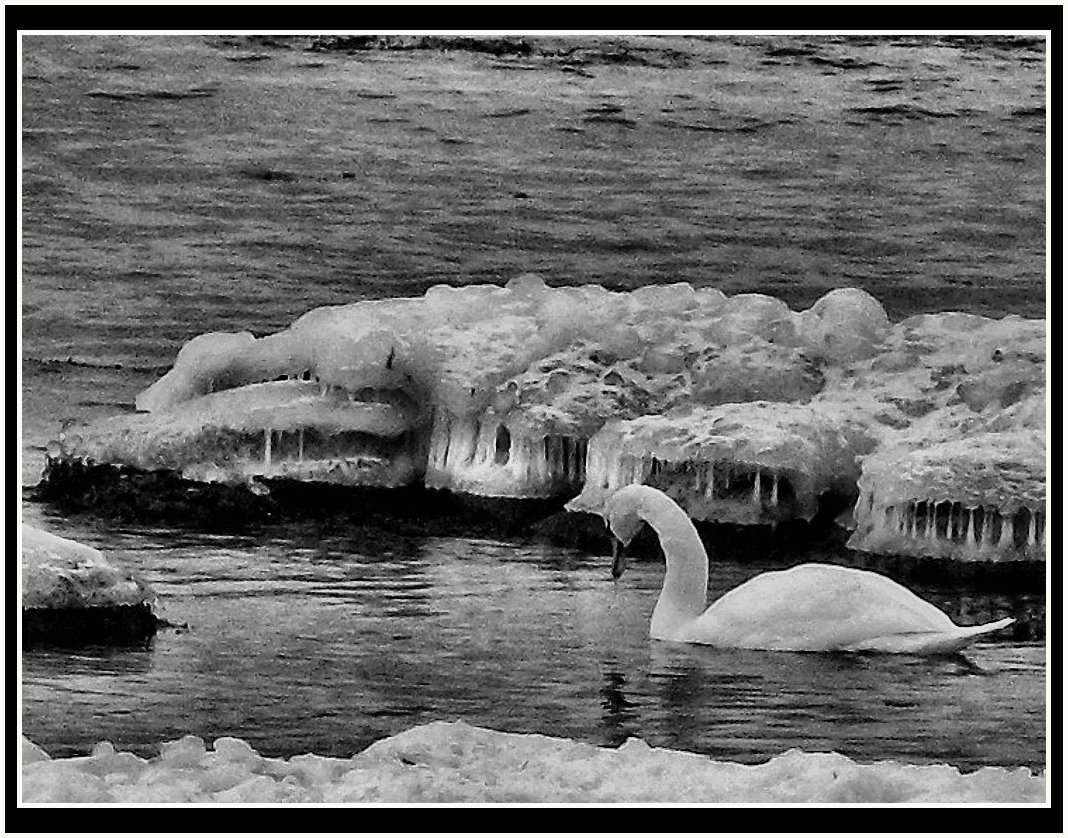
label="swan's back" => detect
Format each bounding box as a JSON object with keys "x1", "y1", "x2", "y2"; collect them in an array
[{"x1": 689, "y1": 563, "x2": 999, "y2": 653}]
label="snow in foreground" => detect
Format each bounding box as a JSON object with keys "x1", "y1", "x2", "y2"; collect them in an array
[{"x1": 21, "y1": 721, "x2": 1044, "y2": 804}]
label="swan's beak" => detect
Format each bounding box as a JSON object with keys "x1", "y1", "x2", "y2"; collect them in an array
[{"x1": 611, "y1": 538, "x2": 628, "y2": 579}]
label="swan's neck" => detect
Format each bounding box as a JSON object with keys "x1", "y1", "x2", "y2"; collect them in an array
[{"x1": 639, "y1": 493, "x2": 710, "y2": 638}]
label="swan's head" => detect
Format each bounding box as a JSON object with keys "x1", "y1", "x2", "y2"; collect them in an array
[{"x1": 603, "y1": 485, "x2": 648, "y2": 578}]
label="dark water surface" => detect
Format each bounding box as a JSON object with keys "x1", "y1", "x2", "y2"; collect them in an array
[
  {"x1": 20, "y1": 35, "x2": 1046, "y2": 770},
  {"x1": 21, "y1": 510, "x2": 1045, "y2": 771}
]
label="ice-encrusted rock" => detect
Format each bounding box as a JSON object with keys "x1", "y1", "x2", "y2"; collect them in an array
[
  {"x1": 41, "y1": 278, "x2": 1045, "y2": 561},
  {"x1": 20, "y1": 722, "x2": 1044, "y2": 804},
  {"x1": 849, "y1": 431, "x2": 1046, "y2": 562},
  {"x1": 22, "y1": 525, "x2": 157, "y2": 613},
  {"x1": 63, "y1": 381, "x2": 423, "y2": 488},
  {"x1": 567, "y1": 402, "x2": 878, "y2": 525}
]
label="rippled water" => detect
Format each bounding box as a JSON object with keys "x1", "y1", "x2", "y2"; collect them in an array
[
  {"x1": 20, "y1": 35, "x2": 1046, "y2": 771},
  {"x1": 21, "y1": 510, "x2": 1045, "y2": 771}
]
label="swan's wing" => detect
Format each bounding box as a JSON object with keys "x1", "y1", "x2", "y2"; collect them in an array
[{"x1": 692, "y1": 563, "x2": 963, "y2": 651}]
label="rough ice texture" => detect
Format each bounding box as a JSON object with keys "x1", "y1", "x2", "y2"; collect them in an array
[
  {"x1": 817, "y1": 312, "x2": 1047, "y2": 561},
  {"x1": 22, "y1": 525, "x2": 156, "y2": 611},
  {"x1": 49, "y1": 280, "x2": 1045, "y2": 559},
  {"x1": 849, "y1": 431, "x2": 1046, "y2": 562},
  {"x1": 65, "y1": 382, "x2": 421, "y2": 488},
  {"x1": 20, "y1": 722, "x2": 1043, "y2": 804},
  {"x1": 567, "y1": 403, "x2": 877, "y2": 525}
]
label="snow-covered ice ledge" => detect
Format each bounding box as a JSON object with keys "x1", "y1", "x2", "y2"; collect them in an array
[
  {"x1": 21, "y1": 525, "x2": 160, "y2": 644},
  {"x1": 40, "y1": 277, "x2": 1046, "y2": 563},
  {"x1": 20, "y1": 721, "x2": 1044, "y2": 804}
]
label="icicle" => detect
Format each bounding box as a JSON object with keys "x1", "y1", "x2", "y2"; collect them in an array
[
  {"x1": 319, "y1": 382, "x2": 328, "y2": 398},
  {"x1": 925, "y1": 502, "x2": 936, "y2": 543},
  {"x1": 965, "y1": 507, "x2": 976, "y2": 547},
  {"x1": 441, "y1": 418, "x2": 453, "y2": 468},
  {"x1": 1027, "y1": 509, "x2": 1037, "y2": 546},
  {"x1": 998, "y1": 512, "x2": 1014, "y2": 550},
  {"x1": 752, "y1": 469, "x2": 762, "y2": 506},
  {"x1": 947, "y1": 504, "x2": 957, "y2": 541},
  {"x1": 770, "y1": 473, "x2": 779, "y2": 507},
  {"x1": 264, "y1": 427, "x2": 272, "y2": 469},
  {"x1": 298, "y1": 428, "x2": 304, "y2": 463},
  {"x1": 705, "y1": 463, "x2": 716, "y2": 499},
  {"x1": 980, "y1": 507, "x2": 993, "y2": 549}
]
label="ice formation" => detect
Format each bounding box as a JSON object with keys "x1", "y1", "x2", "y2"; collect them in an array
[
  {"x1": 849, "y1": 431, "x2": 1046, "y2": 561},
  {"x1": 21, "y1": 524, "x2": 157, "y2": 613},
  {"x1": 567, "y1": 403, "x2": 876, "y2": 525},
  {"x1": 21, "y1": 525, "x2": 159, "y2": 643},
  {"x1": 20, "y1": 722, "x2": 1044, "y2": 804},
  {"x1": 44, "y1": 278, "x2": 1045, "y2": 562}
]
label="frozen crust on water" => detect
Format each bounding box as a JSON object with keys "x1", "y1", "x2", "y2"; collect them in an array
[
  {"x1": 20, "y1": 722, "x2": 1044, "y2": 804},
  {"x1": 849, "y1": 431, "x2": 1046, "y2": 562},
  {"x1": 21, "y1": 525, "x2": 157, "y2": 612},
  {"x1": 568, "y1": 402, "x2": 877, "y2": 525}
]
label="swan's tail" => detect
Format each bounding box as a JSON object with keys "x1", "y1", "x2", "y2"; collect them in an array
[{"x1": 847, "y1": 617, "x2": 1015, "y2": 655}]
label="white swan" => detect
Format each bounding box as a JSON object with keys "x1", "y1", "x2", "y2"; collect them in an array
[{"x1": 604, "y1": 485, "x2": 1013, "y2": 654}]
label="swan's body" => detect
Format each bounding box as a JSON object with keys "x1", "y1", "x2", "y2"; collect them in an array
[{"x1": 605, "y1": 485, "x2": 1012, "y2": 654}]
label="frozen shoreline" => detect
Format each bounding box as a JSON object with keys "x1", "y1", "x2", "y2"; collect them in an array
[{"x1": 21, "y1": 720, "x2": 1045, "y2": 804}]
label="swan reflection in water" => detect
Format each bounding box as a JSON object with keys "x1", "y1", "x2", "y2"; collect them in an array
[{"x1": 597, "y1": 641, "x2": 996, "y2": 763}]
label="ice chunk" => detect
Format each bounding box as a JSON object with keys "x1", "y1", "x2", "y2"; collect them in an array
[
  {"x1": 956, "y1": 357, "x2": 1045, "y2": 412},
  {"x1": 59, "y1": 381, "x2": 423, "y2": 488},
  {"x1": 797, "y1": 287, "x2": 890, "y2": 363},
  {"x1": 701, "y1": 292, "x2": 799, "y2": 346},
  {"x1": 568, "y1": 402, "x2": 877, "y2": 525},
  {"x1": 21, "y1": 525, "x2": 158, "y2": 612},
  {"x1": 160, "y1": 735, "x2": 208, "y2": 768},
  {"x1": 849, "y1": 430, "x2": 1046, "y2": 561},
  {"x1": 690, "y1": 340, "x2": 824, "y2": 405}
]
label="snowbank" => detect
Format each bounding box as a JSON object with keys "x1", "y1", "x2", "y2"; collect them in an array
[
  {"x1": 20, "y1": 721, "x2": 1044, "y2": 804},
  {"x1": 43, "y1": 279, "x2": 1046, "y2": 560}
]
